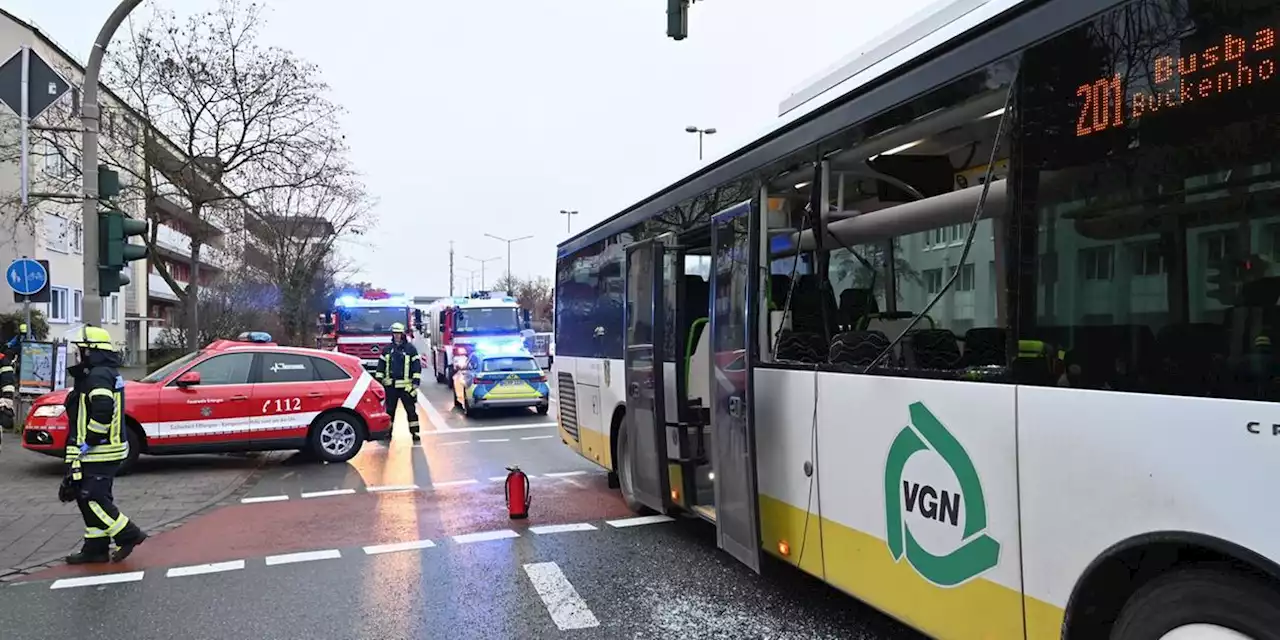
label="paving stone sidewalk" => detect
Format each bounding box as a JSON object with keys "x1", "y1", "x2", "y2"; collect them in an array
[{"x1": 0, "y1": 440, "x2": 280, "y2": 574}]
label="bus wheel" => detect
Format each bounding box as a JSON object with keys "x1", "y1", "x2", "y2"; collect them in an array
[
  {"x1": 615, "y1": 421, "x2": 651, "y2": 515},
  {"x1": 1111, "y1": 566, "x2": 1280, "y2": 640}
]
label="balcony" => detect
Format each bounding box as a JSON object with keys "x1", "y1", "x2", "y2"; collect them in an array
[
  {"x1": 153, "y1": 224, "x2": 228, "y2": 270},
  {"x1": 148, "y1": 269, "x2": 181, "y2": 302}
]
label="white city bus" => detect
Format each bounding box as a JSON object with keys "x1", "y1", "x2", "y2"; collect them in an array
[{"x1": 552, "y1": 0, "x2": 1280, "y2": 637}]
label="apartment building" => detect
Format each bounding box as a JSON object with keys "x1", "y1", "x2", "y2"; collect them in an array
[{"x1": 0, "y1": 10, "x2": 254, "y2": 363}]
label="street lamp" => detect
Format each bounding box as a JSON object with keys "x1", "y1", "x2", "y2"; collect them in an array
[
  {"x1": 458, "y1": 268, "x2": 478, "y2": 293},
  {"x1": 484, "y1": 233, "x2": 533, "y2": 284},
  {"x1": 685, "y1": 125, "x2": 716, "y2": 161},
  {"x1": 559, "y1": 210, "x2": 579, "y2": 234},
  {"x1": 465, "y1": 256, "x2": 500, "y2": 289}
]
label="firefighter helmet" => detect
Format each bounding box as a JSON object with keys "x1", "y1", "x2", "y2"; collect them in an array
[
  {"x1": 73, "y1": 326, "x2": 117, "y2": 351},
  {"x1": 390, "y1": 322, "x2": 406, "y2": 333}
]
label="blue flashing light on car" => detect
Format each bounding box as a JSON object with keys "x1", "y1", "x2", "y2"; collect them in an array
[{"x1": 472, "y1": 339, "x2": 526, "y2": 356}]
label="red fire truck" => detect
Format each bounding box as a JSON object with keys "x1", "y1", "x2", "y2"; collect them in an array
[
  {"x1": 424, "y1": 291, "x2": 530, "y2": 384},
  {"x1": 321, "y1": 290, "x2": 421, "y2": 371}
]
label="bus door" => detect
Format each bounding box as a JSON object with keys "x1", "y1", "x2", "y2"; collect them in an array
[
  {"x1": 709, "y1": 201, "x2": 763, "y2": 573},
  {"x1": 623, "y1": 239, "x2": 672, "y2": 513}
]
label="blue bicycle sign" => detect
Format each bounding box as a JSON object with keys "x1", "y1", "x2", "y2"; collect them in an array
[{"x1": 6, "y1": 258, "x2": 48, "y2": 296}]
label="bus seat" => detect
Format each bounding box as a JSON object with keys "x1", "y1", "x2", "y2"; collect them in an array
[
  {"x1": 902, "y1": 329, "x2": 962, "y2": 370},
  {"x1": 962, "y1": 327, "x2": 1006, "y2": 366},
  {"x1": 839, "y1": 288, "x2": 878, "y2": 331},
  {"x1": 775, "y1": 331, "x2": 827, "y2": 363},
  {"x1": 687, "y1": 319, "x2": 712, "y2": 407},
  {"x1": 865, "y1": 313, "x2": 928, "y2": 340},
  {"x1": 829, "y1": 330, "x2": 891, "y2": 367}
]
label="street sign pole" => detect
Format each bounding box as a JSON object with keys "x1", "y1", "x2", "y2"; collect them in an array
[{"x1": 19, "y1": 45, "x2": 29, "y2": 239}]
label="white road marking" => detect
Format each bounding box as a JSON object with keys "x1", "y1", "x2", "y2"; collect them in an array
[
  {"x1": 523, "y1": 562, "x2": 600, "y2": 630},
  {"x1": 417, "y1": 390, "x2": 451, "y2": 431},
  {"x1": 522, "y1": 435, "x2": 554, "y2": 440},
  {"x1": 264, "y1": 549, "x2": 342, "y2": 566},
  {"x1": 363, "y1": 539, "x2": 437, "y2": 555},
  {"x1": 477, "y1": 438, "x2": 509, "y2": 443},
  {"x1": 453, "y1": 529, "x2": 519, "y2": 544},
  {"x1": 530, "y1": 523, "x2": 597, "y2": 535},
  {"x1": 300, "y1": 489, "x2": 357, "y2": 499},
  {"x1": 439, "y1": 440, "x2": 470, "y2": 447},
  {"x1": 419, "y1": 423, "x2": 556, "y2": 435},
  {"x1": 367, "y1": 484, "x2": 419, "y2": 493},
  {"x1": 51, "y1": 571, "x2": 145, "y2": 589},
  {"x1": 487, "y1": 473, "x2": 537, "y2": 481},
  {"x1": 542, "y1": 471, "x2": 588, "y2": 478},
  {"x1": 166, "y1": 560, "x2": 245, "y2": 578},
  {"x1": 431, "y1": 479, "x2": 478, "y2": 488},
  {"x1": 606, "y1": 515, "x2": 676, "y2": 528},
  {"x1": 240, "y1": 495, "x2": 289, "y2": 504}
]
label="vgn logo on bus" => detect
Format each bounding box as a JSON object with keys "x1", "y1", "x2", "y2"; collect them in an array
[{"x1": 884, "y1": 402, "x2": 1000, "y2": 587}]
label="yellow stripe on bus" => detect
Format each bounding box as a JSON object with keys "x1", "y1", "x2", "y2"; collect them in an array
[{"x1": 757, "y1": 493, "x2": 1064, "y2": 640}]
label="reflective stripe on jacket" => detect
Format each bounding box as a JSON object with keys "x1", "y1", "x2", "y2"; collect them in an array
[{"x1": 376, "y1": 342, "x2": 422, "y2": 391}]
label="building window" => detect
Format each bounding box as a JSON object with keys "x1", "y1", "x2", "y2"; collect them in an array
[
  {"x1": 1132, "y1": 242, "x2": 1165, "y2": 276},
  {"x1": 1080, "y1": 247, "x2": 1114, "y2": 281},
  {"x1": 72, "y1": 289, "x2": 82, "y2": 322},
  {"x1": 923, "y1": 268, "x2": 944, "y2": 294},
  {"x1": 43, "y1": 213, "x2": 68, "y2": 252},
  {"x1": 48, "y1": 286, "x2": 68, "y2": 323},
  {"x1": 70, "y1": 220, "x2": 83, "y2": 254},
  {"x1": 949, "y1": 263, "x2": 975, "y2": 292},
  {"x1": 100, "y1": 293, "x2": 121, "y2": 324}
]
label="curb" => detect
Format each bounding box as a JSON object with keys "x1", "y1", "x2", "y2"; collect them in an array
[{"x1": 0, "y1": 453, "x2": 280, "y2": 581}]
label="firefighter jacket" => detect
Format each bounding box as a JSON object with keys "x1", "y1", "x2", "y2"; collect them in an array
[
  {"x1": 64, "y1": 348, "x2": 128, "y2": 472},
  {"x1": 376, "y1": 341, "x2": 422, "y2": 391},
  {"x1": 0, "y1": 350, "x2": 15, "y2": 396}
]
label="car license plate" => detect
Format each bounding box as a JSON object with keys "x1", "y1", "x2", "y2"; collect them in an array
[{"x1": 501, "y1": 379, "x2": 523, "y2": 388}]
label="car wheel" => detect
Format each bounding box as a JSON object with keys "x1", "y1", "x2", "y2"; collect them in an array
[
  {"x1": 118, "y1": 425, "x2": 142, "y2": 476},
  {"x1": 536, "y1": 404, "x2": 550, "y2": 415},
  {"x1": 309, "y1": 412, "x2": 365, "y2": 463},
  {"x1": 615, "y1": 420, "x2": 651, "y2": 515},
  {"x1": 1111, "y1": 566, "x2": 1280, "y2": 640}
]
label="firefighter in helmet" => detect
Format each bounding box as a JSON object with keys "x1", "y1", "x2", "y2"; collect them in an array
[
  {"x1": 60, "y1": 326, "x2": 147, "y2": 564},
  {"x1": 375, "y1": 322, "x2": 422, "y2": 440}
]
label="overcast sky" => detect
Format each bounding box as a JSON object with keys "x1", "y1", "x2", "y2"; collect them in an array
[{"x1": 6, "y1": 0, "x2": 931, "y2": 297}]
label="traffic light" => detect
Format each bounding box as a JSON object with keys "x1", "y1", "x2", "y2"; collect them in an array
[
  {"x1": 96, "y1": 166, "x2": 149, "y2": 295},
  {"x1": 667, "y1": 0, "x2": 688, "y2": 40}
]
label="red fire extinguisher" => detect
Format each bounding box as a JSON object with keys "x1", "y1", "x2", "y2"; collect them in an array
[{"x1": 505, "y1": 465, "x2": 530, "y2": 520}]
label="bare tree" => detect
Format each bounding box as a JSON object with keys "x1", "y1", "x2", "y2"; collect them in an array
[
  {"x1": 256, "y1": 175, "x2": 374, "y2": 347},
  {"x1": 102, "y1": 0, "x2": 346, "y2": 349},
  {"x1": 493, "y1": 273, "x2": 553, "y2": 330}
]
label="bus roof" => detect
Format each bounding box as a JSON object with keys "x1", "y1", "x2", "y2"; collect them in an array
[{"x1": 556, "y1": 0, "x2": 1052, "y2": 258}]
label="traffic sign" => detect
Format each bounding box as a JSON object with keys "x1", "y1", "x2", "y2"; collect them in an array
[
  {"x1": 6, "y1": 258, "x2": 48, "y2": 297},
  {"x1": 0, "y1": 49, "x2": 71, "y2": 120}
]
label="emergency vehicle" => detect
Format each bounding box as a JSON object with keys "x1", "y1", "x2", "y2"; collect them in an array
[
  {"x1": 323, "y1": 290, "x2": 419, "y2": 371},
  {"x1": 424, "y1": 291, "x2": 530, "y2": 384},
  {"x1": 453, "y1": 347, "x2": 550, "y2": 415},
  {"x1": 23, "y1": 333, "x2": 391, "y2": 472}
]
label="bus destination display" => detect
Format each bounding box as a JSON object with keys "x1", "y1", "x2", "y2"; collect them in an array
[{"x1": 1076, "y1": 27, "x2": 1277, "y2": 137}]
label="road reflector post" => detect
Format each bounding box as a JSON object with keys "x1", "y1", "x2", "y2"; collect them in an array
[{"x1": 505, "y1": 465, "x2": 530, "y2": 520}]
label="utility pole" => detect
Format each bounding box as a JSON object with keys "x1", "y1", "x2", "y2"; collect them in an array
[
  {"x1": 82, "y1": 0, "x2": 145, "y2": 327},
  {"x1": 448, "y1": 241, "x2": 455, "y2": 296},
  {"x1": 559, "y1": 210, "x2": 578, "y2": 234},
  {"x1": 484, "y1": 233, "x2": 533, "y2": 285}
]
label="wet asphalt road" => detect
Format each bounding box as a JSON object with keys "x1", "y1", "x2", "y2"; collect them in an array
[{"x1": 0, "y1": 384, "x2": 923, "y2": 639}]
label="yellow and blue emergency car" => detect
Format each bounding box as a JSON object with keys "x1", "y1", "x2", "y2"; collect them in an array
[{"x1": 452, "y1": 345, "x2": 550, "y2": 415}]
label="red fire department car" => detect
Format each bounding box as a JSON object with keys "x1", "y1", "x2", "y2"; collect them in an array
[{"x1": 22, "y1": 333, "x2": 391, "y2": 472}]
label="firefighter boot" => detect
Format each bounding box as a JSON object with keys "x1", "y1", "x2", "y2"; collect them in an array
[
  {"x1": 66, "y1": 541, "x2": 110, "y2": 565},
  {"x1": 111, "y1": 526, "x2": 148, "y2": 563}
]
